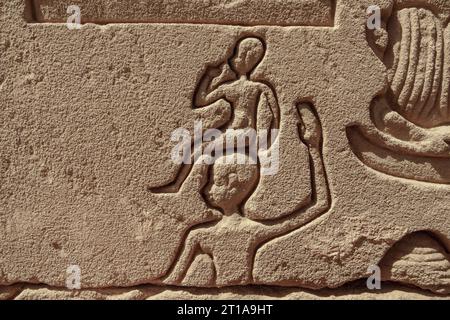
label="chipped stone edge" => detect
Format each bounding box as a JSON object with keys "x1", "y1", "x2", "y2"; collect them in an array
[{"x1": 1, "y1": 281, "x2": 450, "y2": 300}]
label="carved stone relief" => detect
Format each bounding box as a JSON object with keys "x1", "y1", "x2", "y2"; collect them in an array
[
  {"x1": 0, "y1": 0, "x2": 450, "y2": 299},
  {"x1": 348, "y1": 1, "x2": 450, "y2": 183}
]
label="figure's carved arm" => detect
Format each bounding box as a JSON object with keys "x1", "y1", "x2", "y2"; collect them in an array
[
  {"x1": 258, "y1": 104, "x2": 330, "y2": 240},
  {"x1": 371, "y1": 98, "x2": 426, "y2": 140}
]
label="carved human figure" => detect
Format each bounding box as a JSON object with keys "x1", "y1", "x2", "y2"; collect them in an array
[
  {"x1": 153, "y1": 37, "x2": 280, "y2": 193},
  {"x1": 348, "y1": 2, "x2": 450, "y2": 184},
  {"x1": 163, "y1": 104, "x2": 330, "y2": 286}
]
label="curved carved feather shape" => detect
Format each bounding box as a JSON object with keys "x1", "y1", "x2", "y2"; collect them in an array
[
  {"x1": 350, "y1": 5, "x2": 450, "y2": 184},
  {"x1": 385, "y1": 7, "x2": 449, "y2": 128}
]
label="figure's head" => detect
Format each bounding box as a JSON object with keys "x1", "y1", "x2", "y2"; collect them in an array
[
  {"x1": 230, "y1": 37, "x2": 265, "y2": 76},
  {"x1": 204, "y1": 154, "x2": 258, "y2": 214}
]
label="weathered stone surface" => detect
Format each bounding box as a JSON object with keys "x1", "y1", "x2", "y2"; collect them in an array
[
  {"x1": 27, "y1": 0, "x2": 335, "y2": 26},
  {"x1": 0, "y1": 0, "x2": 449, "y2": 299},
  {"x1": 2, "y1": 283, "x2": 450, "y2": 300},
  {"x1": 380, "y1": 232, "x2": 450, "y2": 294}
]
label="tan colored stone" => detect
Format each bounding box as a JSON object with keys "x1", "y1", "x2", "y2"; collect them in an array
[
  {"x1": 381, "y1": 232, "x2": 450, "y2": 294},
  {"x1": 27, "y1": 0, "x2": 335, "y2": 26},
  {"x1": 2, "y1": 283, "x2": 449, "y2": 300},
  {"x1": 1, "y1": 0, "x2": 450, "y2": 299}
]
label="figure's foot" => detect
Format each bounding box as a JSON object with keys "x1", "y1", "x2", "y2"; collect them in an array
[{"x1": 297, "y1": 103, "x2": 322, "y2": 149}]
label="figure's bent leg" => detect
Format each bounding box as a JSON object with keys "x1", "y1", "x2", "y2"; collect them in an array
[{"x1": 163, "y1": 234, "x2": 199, "y2": 284}]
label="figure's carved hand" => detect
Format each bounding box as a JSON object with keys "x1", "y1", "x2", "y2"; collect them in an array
[{"x1": 298, "y1": 103, "x2": 322, "y2": 149}]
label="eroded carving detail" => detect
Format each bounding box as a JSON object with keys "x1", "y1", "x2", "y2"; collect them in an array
[
  {"x1": 380, "y1": 231, "x2": 450, "y2": 295},
  {"x1": 349, "y1": 2, "x2": 450, "y2": 184},
  {"x1": 1, "y1": 281, "x2": 446, "y2": 300}
]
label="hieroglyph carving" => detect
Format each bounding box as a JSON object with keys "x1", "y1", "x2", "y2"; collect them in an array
[
  {"x1": 150, "y1": 38, "x2": 331, "y2": 286},
  {"x1": 348, "y1": 2, "x2": 450, "y2": 184}
]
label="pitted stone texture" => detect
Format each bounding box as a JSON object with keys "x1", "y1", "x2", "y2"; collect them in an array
[
  {"x1": 0, "y1": 0, "x2": 450, "y2": 298},
  {"x1": 1, "y1": 283, "x2": 449, "y2": 300},
  {"x1": 27, "y1": 0, "x2": 335, "y2": 26}
]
